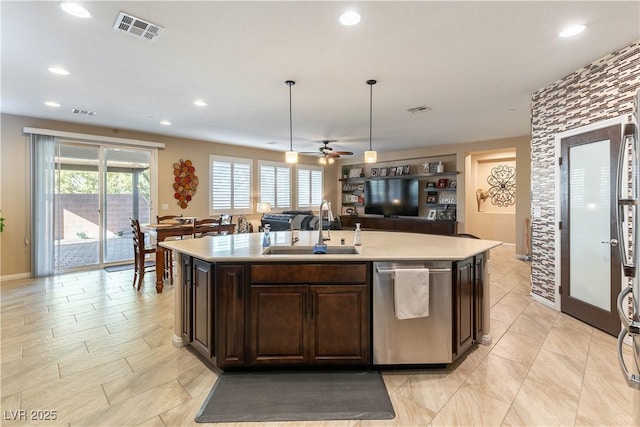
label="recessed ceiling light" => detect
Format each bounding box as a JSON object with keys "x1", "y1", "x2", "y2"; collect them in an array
[
  {"x1": 559, "y1": 24, "x2": 586, "y2": 38},
  {"x1": 60, "y1": 2, "x2": 91, "y2": 18},
  {"x1": 45, "y1": 101, "x2": 61, "y2": 107},
  {"x1": 48, "y1": 66, "x2": 70, "y2": 75},
  {"x1": 193, "y1": 100, "x2": 207, "y2": 107},
  {"x1": 339, "y1": 10, "x2": 361, "y2": 26},
  {"x1": 160, "y1": 120, "x2": 171, "y2": 126}
]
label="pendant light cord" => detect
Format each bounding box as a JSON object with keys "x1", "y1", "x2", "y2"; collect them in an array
[
  {"x1": 366, "y1": 79, "x2": 377, "y2": 151},
  {"x1": 286, "y1": 80, "x2": 295, "y2": 151}
]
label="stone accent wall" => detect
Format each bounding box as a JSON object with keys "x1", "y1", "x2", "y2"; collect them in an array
[{"x1": 530, "y1": 41, "x2": 640, "y2": 304}]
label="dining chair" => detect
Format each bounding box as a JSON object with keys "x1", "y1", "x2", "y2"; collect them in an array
[
  {"x1": 193, "y1": 218, "x2": 221, "y2": 238},
  {"x1": 130, "y1": 218, "x2": 173, "y2": 290},
  {"x1": 235, "y1": 215, "x2": 254, "y2": 233},
  {"x1": 157, "y1": 214, "x2": 183, "y2": 223}
]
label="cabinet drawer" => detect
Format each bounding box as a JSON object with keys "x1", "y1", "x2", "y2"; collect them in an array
[{"x1": 251, "y1": 263, "x2": 368, "y2": 284}]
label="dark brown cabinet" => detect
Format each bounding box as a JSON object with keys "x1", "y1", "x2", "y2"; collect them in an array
[
  {"x1": 181, "y1": 255, "x2": 192, "y2": 344},
  {"x1": 309, "y1": 285, "x2": 368, "y2": 363},
  {"x1": 453, "y1": 257, "x2": 474, "y2": 358},
  {"x1": 192, "y1": 258, "x2": 214, "y2": 360},
  {"x1": 249, "y1": 285, "x2": 308, "y2": 365},
  {"x1": 474, "y1": 254, "x2": 484, "y2": 342},
  {"x1": 340, "y1": 215, "x2": 456, "y2": 235},
  {"x1": 248, "y1": 263, "x2": 370, "y2": 367},
  {"x1": 216, "y1": 265, "x2": 245, "y2": 368}
]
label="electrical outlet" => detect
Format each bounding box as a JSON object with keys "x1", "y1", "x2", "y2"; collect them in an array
[{"x1": 161, "y1": 204, "x2": 169, "y2": 211}]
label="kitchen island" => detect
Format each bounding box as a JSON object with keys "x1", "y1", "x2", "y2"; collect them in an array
[{"x1": 161, "y1": 230, "x2": 501, "y2": 369}]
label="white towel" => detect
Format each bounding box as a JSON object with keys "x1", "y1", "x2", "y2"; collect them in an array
[{"x1": 394, "y1": 268, "x2": 430, "y2": 320}]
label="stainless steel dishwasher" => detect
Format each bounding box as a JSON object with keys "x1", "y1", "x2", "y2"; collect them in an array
[{"x1": 373, "y1": 261, "x2": 453, "y2": 365}]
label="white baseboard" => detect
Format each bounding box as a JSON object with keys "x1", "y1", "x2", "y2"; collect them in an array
[{"x1": 172, "y1": 334, "x2": 185, "y2": 348}]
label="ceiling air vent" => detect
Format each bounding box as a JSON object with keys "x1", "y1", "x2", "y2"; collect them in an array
[
  {"x1": 71, "y1": 108, "x2": 97, "y2": 116},
  {"x1": 407, "y1": 105, "x2": 432, "y2": 114},
  {"x1": 113, "y1": 12, "x2": 163, "y2": 41}
]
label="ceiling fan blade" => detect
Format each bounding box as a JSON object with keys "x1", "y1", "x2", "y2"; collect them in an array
[
  {"x1": 334, "y1": 151, "x2": 353, "y2": 156},
  {"x1": 327, "y1": 152, "x2": 341, "y2": 158}
]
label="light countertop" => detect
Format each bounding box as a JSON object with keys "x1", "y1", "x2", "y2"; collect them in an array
[{"x1": 159, "y1": 230, "x2": 502, "y2": 262}]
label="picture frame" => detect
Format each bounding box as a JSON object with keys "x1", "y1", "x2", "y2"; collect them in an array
[
  {"x1": 349, "y1": 168, "x2": 362, "y2": 178},
  {"x1": 449, "y1": 180, "x2": 457, "y2": 188},
  {"x1": 427, "y1": 209, "x2": 437, "y2": 220},
  {"x1": 370, "y1": 167, "x2": 379, "y2": 177},
  {"x1": 379, "y1": 167, "x2": 388, "y2": 177},
  {"x1": 429, "y1": 163, "x2": 439, "y2": 174},
  {"x1": 396, "y1": 166, "x2": 404, "y2": 175},
  {"x1": 426, "y1": 191, "x2": 437, "y2": 203},
  {"x1": 437, "y1": 178, "x2": 448, "y2": 188},
  {"x1": 388, "y1": 167, "x2": 397, "y2": 176},
  {"x1": 426, "y1": 182, "x2": 436, "y2": 189},
  {"x1": 403, "y1": 165, "x2": 411, "y2": 175}
]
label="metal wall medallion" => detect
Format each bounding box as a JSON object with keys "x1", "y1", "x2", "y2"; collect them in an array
[{"x1": 487, "y1": 164, "x2": 516, "y2": 207}]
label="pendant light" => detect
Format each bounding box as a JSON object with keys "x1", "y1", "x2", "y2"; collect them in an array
[
  {"x1": 285, "y1": 80, "x2": 298, "y2": 164},
  {"x1": 364, "y1": 79, "x2": 378, "y2": 163}
]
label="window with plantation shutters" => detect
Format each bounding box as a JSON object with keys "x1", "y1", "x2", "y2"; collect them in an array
[
  {"x1": 209, "y1": 155, "x2": 252, "y2": 215},
  {"x1": 259, "y1": 161, "x2": 291, "y2": 210},
  {"x1": 297, "y1": 166, "x2": 324, "y2": 209}
]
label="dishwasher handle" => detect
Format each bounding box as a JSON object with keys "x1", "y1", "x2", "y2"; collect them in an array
[{"x1": 376, "y1": 267, "x2": 451, "y2": 276}]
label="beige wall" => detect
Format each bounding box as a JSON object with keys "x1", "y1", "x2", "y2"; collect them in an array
[
  {"x1": 339, "y1": 135, "x2": 531, "y2": 256},
  {"x1": 0, "y1": 113, "x2": 337, "y2": 278},
  {"x1": 1, "y1": 112, "x2": 530, "y2": 277},
  {"x1": 465, "y1": 151, "x2": 517, "y2": 244}
]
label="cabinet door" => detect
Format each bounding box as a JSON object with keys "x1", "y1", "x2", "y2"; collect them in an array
[
  {"x1": 181, "y1": 255, "x2": 192, "y2": 344},
  {"x1": 309, "y1": 285, "x2": 369, "y2": 364},
  {"x1": 217, "y1": 265, "x2": 245, "y2": 367},
  {"x1": 249, "y1": 285, "x2": 308, "y2": 365},
  {"x1": 454, "y1": 258, "x2": 474, "y2": 357},
  {"x1": 474, "y1": 254, "x2": 484, "y2": 341},
  {"x1": 192, "y1": 258, "x2": 214, "y2": 359}
]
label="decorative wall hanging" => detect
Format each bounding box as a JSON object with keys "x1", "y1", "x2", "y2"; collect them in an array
[
  {"x1": 173, "y1": 159, "x2": 198, "y2": 209},
  {"x1": 487, "y1": 164, "x2": 516, "y2": 207}
]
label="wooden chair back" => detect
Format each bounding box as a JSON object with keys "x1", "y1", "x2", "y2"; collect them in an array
[
  {"x1": 157, "y1": 214, "x2": 183, "y2": 223},
  {"x1": 129, "y1": 218, "x2": 156, "y2": 290},
  {"x1": 193, "y1": 218, "x2": 221, "y2": 238}
]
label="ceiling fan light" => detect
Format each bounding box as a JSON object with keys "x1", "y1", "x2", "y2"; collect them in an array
[
  {"x1": 328, "y1": 157, "x2": 335, "y2": 165},
  {"x1": 285, "y1": 150, "x2": 298, "y2": 164},
  {"x1": 364, "y1": 150, "x2": 377, "y2": 163},
  {"x1": 319, "y1": 157, "x2": 327, "y2": 165}
]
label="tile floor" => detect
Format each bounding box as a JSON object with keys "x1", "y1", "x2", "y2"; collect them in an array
[{"x1": 0, "y1": 245, "x2": 636, "y2": 426}]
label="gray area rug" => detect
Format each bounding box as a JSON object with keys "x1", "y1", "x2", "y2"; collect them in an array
[{"x1": 195, "y1": 370, "x2": 395, "y2": 423}]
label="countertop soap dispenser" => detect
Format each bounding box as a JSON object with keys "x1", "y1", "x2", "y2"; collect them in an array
[
  {"x1": 353, "y1": 223, "x2": 362, "y2": 246},
  {"x1": 262, "y1": 224, "x2": 271, "y2": 247}
]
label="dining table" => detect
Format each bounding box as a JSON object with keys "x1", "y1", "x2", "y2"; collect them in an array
[{"x1": 142, "y1": 219, "x2": 236, "y2": 292}]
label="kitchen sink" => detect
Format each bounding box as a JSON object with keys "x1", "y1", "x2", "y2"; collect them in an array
[{"x1": 261, "y1": 245, "x2": 361, "y2": 255}]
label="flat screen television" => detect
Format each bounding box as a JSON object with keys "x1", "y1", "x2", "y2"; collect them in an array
[{"x1": 364, "y1": 178, "x2": 419, "y2": 217}]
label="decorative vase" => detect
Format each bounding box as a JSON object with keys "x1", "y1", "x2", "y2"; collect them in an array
[{"x1": 437, "y1": 161, "x2": 444, "y2": 173}]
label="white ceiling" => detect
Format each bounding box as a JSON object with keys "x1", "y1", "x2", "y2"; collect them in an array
[{"x1": 2, "y1": 1, "x2": 639, "y2": 158}]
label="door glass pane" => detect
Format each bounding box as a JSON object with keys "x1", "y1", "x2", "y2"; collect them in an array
[
  {"x1": 104, "y1": 148, "x2": 151, "y2": 263},
  {"x1": 55, "y1": 143, "x2": 100, "y2": 269},
  {"x1": 569, "y1": 139, "x2": 611, "y2": 311}
]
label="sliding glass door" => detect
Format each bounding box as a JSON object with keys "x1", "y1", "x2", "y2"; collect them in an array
[
  {"x1": 50, "y1": 143, "x2": 153, "y2": 271},
  {"x1": 103, "y1": 148, "x2": 151, "y2": 264}
]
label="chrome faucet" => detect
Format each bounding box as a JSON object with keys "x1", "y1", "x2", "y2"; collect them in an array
[
  {"x1": 288, "y1": 218, "x2": 299, "y2": 246},
  {"x1": 317, "y1": 200, "x2": 331, "y2": 246}
]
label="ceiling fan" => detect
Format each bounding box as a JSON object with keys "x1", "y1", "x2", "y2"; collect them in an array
[{"x1": 300, "y1": 140, "x2": 354, "y2": 164}]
